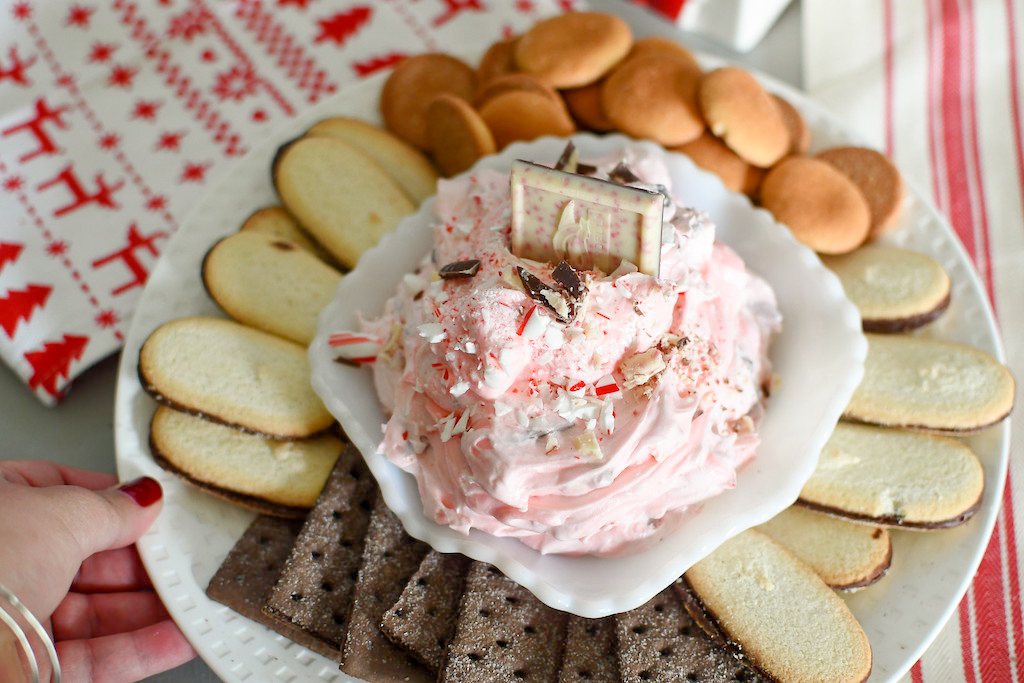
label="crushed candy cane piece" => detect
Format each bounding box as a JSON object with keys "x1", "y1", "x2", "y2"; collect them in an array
[
  {"x1": 328, "y1": 332, "x2": 382, "y2": 364},
  {"x1": 594, "y1": 375, "x2": 622, "y2": 398},
  {"x1": 417, "y1": 323, "x2": 446, "y2": 343}
]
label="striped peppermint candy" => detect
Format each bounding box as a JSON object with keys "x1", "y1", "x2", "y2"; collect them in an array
[{"x1": 328, "y1": 332, "x2": 382, "y2": 364}]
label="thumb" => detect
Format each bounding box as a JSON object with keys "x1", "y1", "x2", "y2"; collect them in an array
[{"x1": 51, "y1": 476, "x2": 164, "y2": 562}]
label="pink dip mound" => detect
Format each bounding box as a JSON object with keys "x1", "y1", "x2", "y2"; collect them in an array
[{"x1": 364, "y1": 149, "x2": 780, "y2": 556}]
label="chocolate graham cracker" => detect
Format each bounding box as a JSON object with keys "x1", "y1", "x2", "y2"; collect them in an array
[
  {"x1": 205, "y1": 514, "x2": 347, "y2": 659},
  {"x1": 558, "y1": 616, "x2": 620, "y2": 682},
  {"x1": 382, "y1": 550, "x2": 471, "y2": 673},
  {"x1": 341, "y1": 497, "x2": 432, "y2": 682},
  {"x1": 440, "y1": 562, "x2": 568, "y2": 682},
  {"x1": 615, "y1": 584, "x2": 764, "y2": 682},
  {"x1": 263, "y1": 444, "x2": 377, "y2": 659}
]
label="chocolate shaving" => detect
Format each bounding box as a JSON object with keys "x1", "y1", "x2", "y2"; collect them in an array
[
  {"x1": 608, "y1": 162, "x2": 640, "y2": 184},
  {"x1": 551, "y1": 260, "x2": 586, "y2": 301},
  {"x1": 517, "y1": 266, "x2": 576, "y2": 324},
  {"x1": 575, "y1": 162, "x2": 597, "y2": 176},
  {"x1": 439, "y1": 259, "x2": 481, "y2": 279},
  {"x1": 553, "y1": 141, "x2": 579, "y2": 173}
]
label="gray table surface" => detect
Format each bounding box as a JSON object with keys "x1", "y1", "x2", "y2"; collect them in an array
[{"x1": 0, "y1": 1, "x2": 802, "y2": 680}]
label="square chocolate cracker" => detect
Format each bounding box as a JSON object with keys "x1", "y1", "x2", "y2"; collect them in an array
[
  {"x1": 340, "y1": 497, "x2": 432, "y2": 682},
  {"x1": 558, "y1": 616, "x2": 619, "y2": 682},
  {"x1": 206, "y1": 514, "x2": 344, "y2": 659},
  {"x1": 440, "y1": 562, "x2": 568, "y2": 682},
  {"x1": 206, "y1": 514, "x2": 303, "y2": 619},
  {"x1": 615, "y1": 584, "x2": 764, "y2": 683},
  {"x1": 381, "y1": 550, "x2": 471, "y2": 673},
  {"x1": 264, "y1": 444, "x2": 377, "y2": 658}
]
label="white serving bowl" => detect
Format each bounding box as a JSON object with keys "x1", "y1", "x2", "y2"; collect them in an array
[{"x1": 309, "y1": 133, "x2": 866, "y2": 618}]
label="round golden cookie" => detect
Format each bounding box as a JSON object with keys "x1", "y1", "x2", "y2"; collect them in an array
[
  {"x1": 477, "y1": 36, "x2": 520, "y2": 84},
  {"x1": 698, "y1": 67, "x2": 790, "y2": 168},
  {"x1": 514, "y1": 12, "x2": 632, "y2": 88},
  {"x1": 426, "y1": 94, "x2": 496, "y2": 177},
  {"x1": 816, "y1": 146, "x2": 905, "y2": 237},
  {"x1": 478, "y1": 89, "x2": 575, "y2": 149},
  {"x1": 674, "y1": 131, "x2": 761, "y2": 195},
  {"x1": 772, "y1": 94, "x2": 810, "y2": 155},
  {"x1": 475, "y1": 72, "x2": 561, "y2": 108},
  {"x1": 380, "y1": 53, "x2": 476, "y2": 150},
  {"x1": 627, "y1": 36, "x2": 701, "y2": 71},
  {"x1": 601, "y1": 55, "x2": 704, "y2": 146},
  {"x1": 562, "y1": 80, "x2": 615, "y2": 132},
  {"x1": 760, "y1": 157, "x2": 871, "y2": 254}
]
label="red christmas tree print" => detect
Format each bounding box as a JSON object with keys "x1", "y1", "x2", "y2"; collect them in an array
[
  {"x1": 0, "y1": 242, "x2": 24, "y2": 273},
  {"x1": 0, "y1": 284, "x2": 51, "y2": 337},
  {"x1": 315, "y1": 6, "x2": 371, "y2": 45},
  {"x1": 25, "y1": 334, "x2": 88, "y2": 399},
  {"x1": 353, "y1": 52, "x2": 406, "y2": 77}
]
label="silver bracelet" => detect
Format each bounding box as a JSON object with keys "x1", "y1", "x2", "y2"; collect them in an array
[{"x1": 0, "y1": 583, "x2": 61, "y2": 683}]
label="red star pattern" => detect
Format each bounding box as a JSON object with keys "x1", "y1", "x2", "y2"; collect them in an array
[
  {"x1": 56, "y1": 73, "x2": 75, "y2": 88},
  {"x1": 131, "y1": 99, "x2": 161, "y2": 120},
  {"x1": 167, "y1": 7, "x2": 210, "y2": 41},
  {"x1": 95, "y1": 310, "x2": 120, "y2": 328},
  {"x1": 2, "y1": 175, "x2": 25, "y2": 193},
  {"x1": 146, "y1": 195, "x2": 168, "y2": 211},
  {"x1": 278, "y1": 0, "x2": 314, "y2": 7},
  {"x1": 156, "y1": 131, "x2": 184, "y2": 151},
  {"x1": 252, "y1": 109, "x2": 267, "y2": 123},
  {"x1": 12, "y1": 3, "x2": 31, "y2": 20},
  {"x1": 46, "y1": 240, "x2": 69, "y2": 257},
  {"x1": 107, "y1": 64, "x2": 138, "y2": 88},
  {"x1": 212, "y1": 64, "x2": 259, "y2": 102},
  {"x1": 180, "y1": 162, "x2": 209, "y2": 183},
  {"x1": 66, "y1": 4, "x2": 95, "y2": 27},
  {"x1": 98, "y1": 132, "x2": 120, "y2": 149},
  {"x1": 88, "y1": 42, "x2": 117, "y2": 63}
]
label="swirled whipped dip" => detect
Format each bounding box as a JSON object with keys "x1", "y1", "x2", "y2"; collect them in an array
[{"x1": 361, "y1": 147, "x2": 780, "y2": 556}]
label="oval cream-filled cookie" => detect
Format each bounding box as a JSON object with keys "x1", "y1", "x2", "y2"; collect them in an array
[
  {"x1": 799, "y1": 422, "x2": 985, "y2": 528},
  {"x1": 203, "y1": 231, "x2": 342, "y2": 346},
  {"x1": 149, "y1": 406, "x2": 341, "y2": 517},
  {"x1": 845, "y1": 333, "x2": 1015, "y2": 433},
  {"x1": 822, "y1": 244, "x2": 951, "y2": 332},
  {"x1": 305, "y1": 116, "x2": 439, "y2": 205},
  {"x1": 275, "y1": 137, "x2": 416, "y2": 269},
  {"x1": 680, "y1": 530, "x2": 872, "y2": 683},
  {"x1": 757, "y1": 505, "x2": 891, "y2": 590},
  {"x1": 139, "y1": 316, "x2": 334, "y2": 439}
]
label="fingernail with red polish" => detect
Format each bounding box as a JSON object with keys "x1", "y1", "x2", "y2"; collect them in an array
[{"x1": 118, "y1": 477, "x2": 163, "y2": 507}]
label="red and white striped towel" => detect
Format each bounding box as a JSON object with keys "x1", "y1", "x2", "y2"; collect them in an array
[
  {"x1": 805, "y1": 1, "x2": 1024, "y2": 680},
  {"x1": 0, "y1": 0, "x2": 577, "y2": 405}
]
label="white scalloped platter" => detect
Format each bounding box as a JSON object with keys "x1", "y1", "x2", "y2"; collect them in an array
[
  {"x1": 114, "y1": 56, "x2": 1010, "y2": 683},
  {"x1": 308, "y1": 131, "x2": 865, "y2": 617}
]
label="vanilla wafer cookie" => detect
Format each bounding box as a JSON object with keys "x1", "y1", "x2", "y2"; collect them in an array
[
  {"x1": 380, "y1": 53, "x2": 477, "y2": 150},
  {"x1": 342, "y1": 498, "x2": 432, "y2": 682},
  {"x1": 382, "y1": 550, "x2": 471, "y2": 673},
  {"x1": 681, "y1": 530, "x2": 872, "y2": 683},
  {"x1": 514, "y1": 12, "x2": 632, "y2": 88},
  {"x1": 757, "y1": 505, "x2": 892, "y2": 589},
  {"x1": 799, "y1": 422, "x2": 985, "y2": 528},
  {"x1": 698, "y1": 67, "x2": 790, "y2": 168},
  {"x1": 149, "y1": 406, "x2": 341, "y2": 516},
  {"x1": 263, "y1": 445, "x2": 377, "y2": 657},
  {"x1": 306, "y1": 116, "x2": 439, "y2": 204},
  {"x1": 203, "y1": 231, "x2": 342, "y2": 346},
  {"x1": 139, "y1": 316, "x2": 333, "y2": 439},
  {"x1": 440, "y1": 562, "x2": 568, "y2": 682},
  {"x1": 822, "y1": 244, "x2": 951, "y2": 332},
  {"x1": 274, "y1": 136, "x2": 416, "y2": 269},
  {"x1": 844, "y1": 333, "x2": 1015, "y2": 432}
]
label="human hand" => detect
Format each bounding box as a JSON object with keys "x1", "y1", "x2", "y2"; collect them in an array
[{"x1": 0, "y1": 460, "x2": 195, "y2": 682}]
